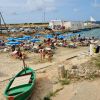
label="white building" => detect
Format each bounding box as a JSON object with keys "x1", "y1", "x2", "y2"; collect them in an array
[
  {"x1": 64, "y1": 21, "x2": 84, "y2": 31},
  {"x1": 49, "y1": 20, "x2": 84, "y2": 31},
  {"x1": 49, "y1": 20, "x2": 65, "y2": 30}
]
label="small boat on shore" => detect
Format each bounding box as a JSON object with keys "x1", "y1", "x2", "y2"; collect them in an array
[{"x1": 4, "y1": 67, "x2": 36, "y2": 100}]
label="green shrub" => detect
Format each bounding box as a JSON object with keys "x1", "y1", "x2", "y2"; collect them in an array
[{"x1": 59, "y1": 79, "x2": 70, "y2": 85}]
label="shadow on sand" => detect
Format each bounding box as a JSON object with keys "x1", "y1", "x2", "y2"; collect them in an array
[{"x1": 30, "y1": 76, "x2": 53, "y2": 100}]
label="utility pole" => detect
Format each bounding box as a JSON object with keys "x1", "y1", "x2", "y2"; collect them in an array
[{"x1": 0, "y1": 12, "x2": 2, "y2": 33}]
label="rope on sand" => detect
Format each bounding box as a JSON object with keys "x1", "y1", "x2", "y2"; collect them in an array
[
  {"x1": 0, "y1": 77, "x2": 13, "y2": 83},
  {"x1": 66, "y1": 56, "x2": 77, "y2": 60}
]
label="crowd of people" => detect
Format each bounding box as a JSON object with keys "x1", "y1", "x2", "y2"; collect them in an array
[{"x1": 0, "y1": 33, "x2": 98, "y2": 62}]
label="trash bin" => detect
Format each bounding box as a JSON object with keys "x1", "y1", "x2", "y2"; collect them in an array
[{"x1": 96, "y1": 45, "x2": 99, "y2": 53}]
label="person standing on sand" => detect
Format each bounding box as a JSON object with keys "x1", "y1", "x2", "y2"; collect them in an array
[
  {"x1": 11, "y1": 45, "x2": 16, "y2": 52},
  {"x1": 47, "y1": 50, "x2": 53, "y2": 62},
  {"x1": 39, "y1": 48, "x2": 46, "y2": 61},
  {"x1": 42, "y1": 49, "x2": 46, "y2": 60}
]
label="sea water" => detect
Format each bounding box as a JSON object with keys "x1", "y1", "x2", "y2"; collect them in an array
[{"x1": 79, "y1": 28, "x2": 100, "y2": 39}]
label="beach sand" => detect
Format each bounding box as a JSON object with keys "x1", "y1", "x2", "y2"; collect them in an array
[{"x1": 0, "y1": 46, "x2": 99, "y2": 100}]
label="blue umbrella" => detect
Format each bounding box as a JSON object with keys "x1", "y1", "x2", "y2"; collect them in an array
[
  {"x1": 15, "y1": 38, "x2": 26, "y2": 41},
  {"x1": 7, "y1": 37, "x2": 15, "y2": 41},
  {"x1": 23, "y1": 35, "x2": 32, "y2": 40},
  {"x1": 30, "y1": 38, "x2": 41, "y2": 42},
  {"x1": 58, "y1": 35, "x2": 65, "y2": 39},
  {"x1": 45, "y1": 34, "x2": 53, "y2": 39},
  {"x1": 6, "y1": 41, "x2": 21, "y2": 46}
]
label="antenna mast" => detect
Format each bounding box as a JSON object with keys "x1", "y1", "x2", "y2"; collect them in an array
[
  {"x1": 0, "y1": 12, "x2": 2, "y2": 33},
  {"x1": 43, "y1": 10, "x2": 46, "y2": 23},
  {"x1": 0, "y1": 12, "x2": 8, "y2": 33}
]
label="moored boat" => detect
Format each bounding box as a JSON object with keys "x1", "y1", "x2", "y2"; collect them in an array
[{"x1": 4, "y1": 67, "x2": 36, "y2": 100}]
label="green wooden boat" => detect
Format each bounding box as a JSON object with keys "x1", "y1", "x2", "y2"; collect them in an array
[{"x1": 4, "y1": 67, "x2": 36, "y2": 100}]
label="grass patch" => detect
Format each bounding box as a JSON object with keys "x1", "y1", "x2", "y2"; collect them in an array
[
  {"x1": 59, "y1": 79, "x2": 70, "y2": 85},
  {"x1": 95, "y1": 62, "x2": 100, "y2": 69},
  {"x1": 44, "y1": 87, "x2": 64, "y2": 100},
  {"x1": 87, "y1": 74, "x2": 96, "y2": 80},
  {"x1": 91, "y1": 54, "x2": 100, "y2": 69},
  {"x1": 44, "y1": 96, "x2": 51, "y2": 100}
]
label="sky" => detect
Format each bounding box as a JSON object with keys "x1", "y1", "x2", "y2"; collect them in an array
[{"x1": 0, "y1": 0, "x2": 100, "y2": 24}]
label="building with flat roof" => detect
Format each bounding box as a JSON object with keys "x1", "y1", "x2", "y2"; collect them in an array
[{"x1": 49, "y1": 20, "x2": 84, "y2": 31}]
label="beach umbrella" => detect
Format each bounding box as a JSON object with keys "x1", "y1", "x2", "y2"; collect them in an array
[
  {"x1": 6, "y1": 41, "x2": 21, "y2": 46},
  {"x1": 45, "y1": 34, "x2": 53, "y2": 39},
  {"x1": 58, "y1": 35, "x2": 65, "y2": 39},
  {"x1": 7, "y1": 37, "x2": 15, "y2": 41},
  {"x1": 23, "y1": 35, "x2": 32, "y2": 39},
  {"x1": 30, "y1": 38, "x2": 41, "y2": 43},
  {"x1": 15, "y1": 38, "x2": 26, "y2": 41},
  {"x1": 23, "y1": 35, "x2": 32, "y2": 40}
]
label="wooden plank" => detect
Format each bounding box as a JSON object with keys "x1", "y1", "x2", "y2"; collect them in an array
[{"x1": 10, "y1": 75, "x2": 31, "y2": 88}]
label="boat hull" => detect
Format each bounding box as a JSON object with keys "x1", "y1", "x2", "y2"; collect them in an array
[{"x1": 4, "y1": 67, "x2": 36, "y2": 100}]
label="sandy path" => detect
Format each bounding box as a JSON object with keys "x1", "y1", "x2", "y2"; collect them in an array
[{"x1": 53, "y1": 79, "x2": 100, "y2": 100}]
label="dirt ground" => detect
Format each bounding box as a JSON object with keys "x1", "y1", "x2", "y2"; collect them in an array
[{"x1": 1, "y1": 46, "x2": 100, "y2": 100}]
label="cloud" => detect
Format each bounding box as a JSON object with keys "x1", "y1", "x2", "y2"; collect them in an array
[
  {"x1": 92, "y1": 0, "x2": 100, "y2": 7},
  {"x1": 26, "y1": 0, "x2": 56, "y2": 12},
  {"x1": 0, "y1": 0, "x2": 56, "y2": 15}
]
